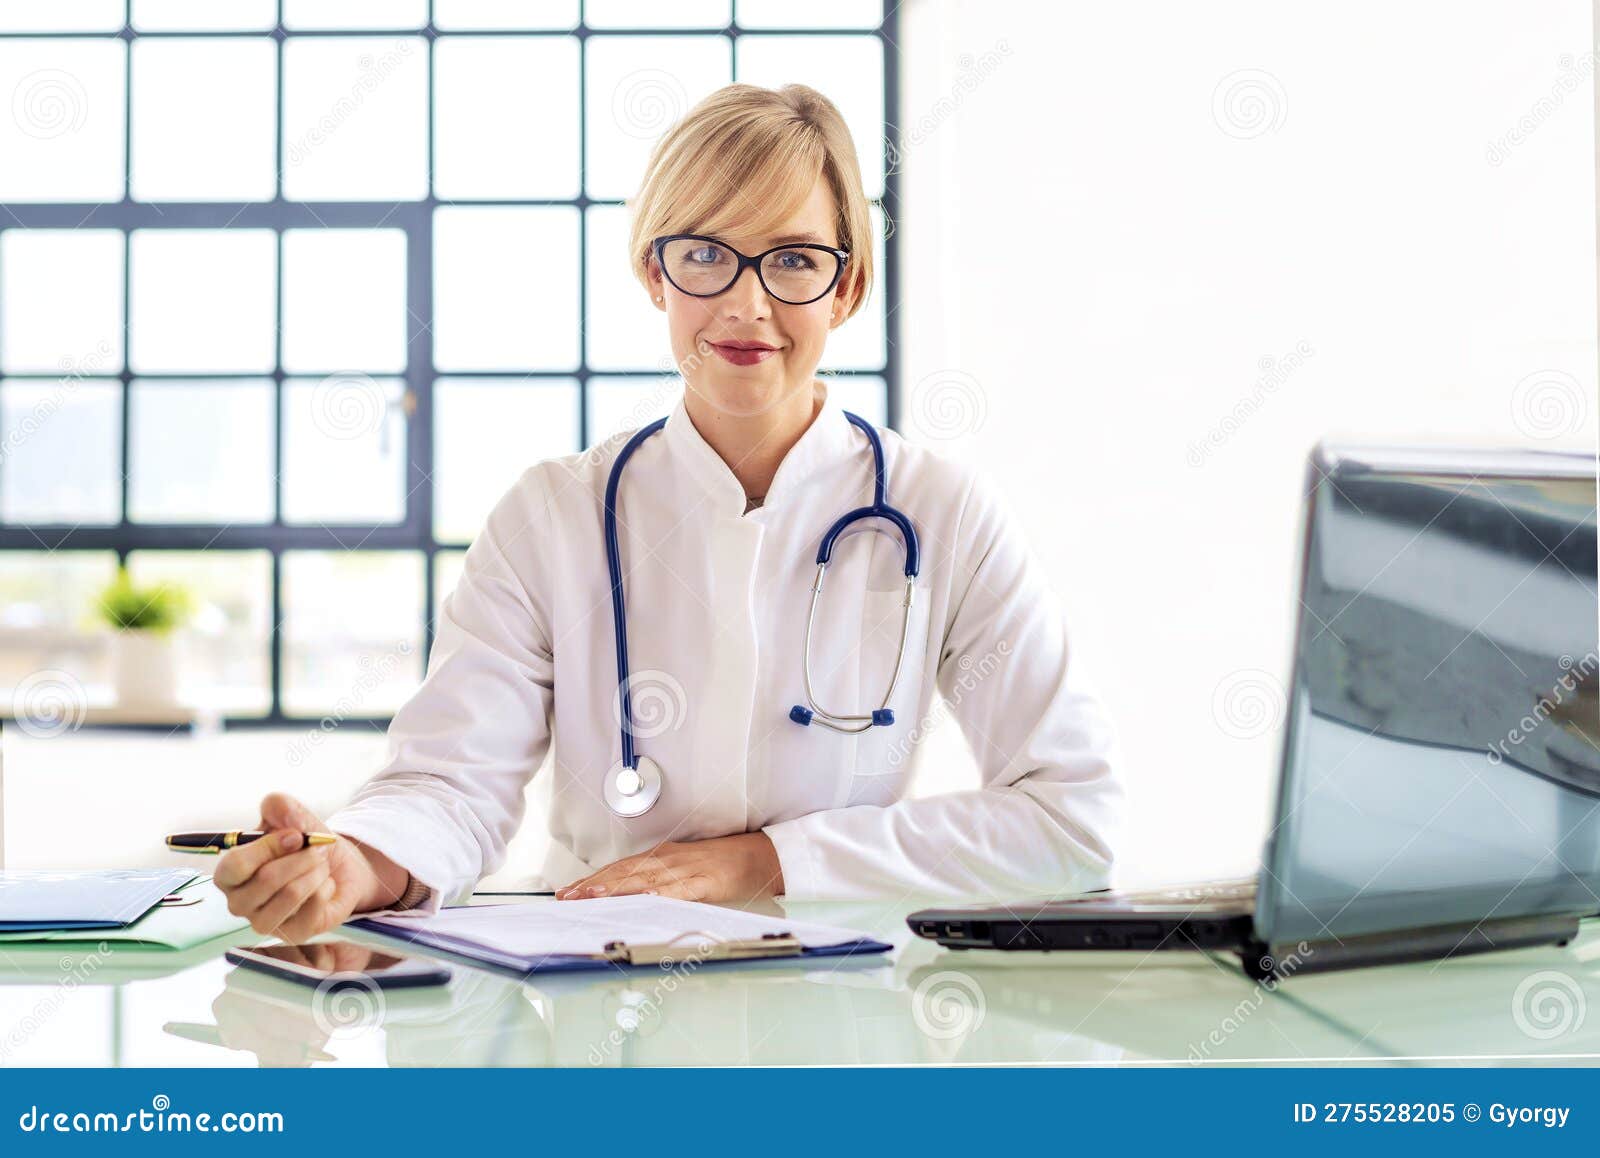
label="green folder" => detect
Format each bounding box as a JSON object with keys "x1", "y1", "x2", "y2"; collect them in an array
[{"x1": 0, "y1": 873, "x2": 248, "y2": 950}]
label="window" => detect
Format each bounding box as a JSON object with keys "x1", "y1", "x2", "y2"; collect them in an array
[{"x1": 0, "y1": 2, "x2": 899, "y2": 722}]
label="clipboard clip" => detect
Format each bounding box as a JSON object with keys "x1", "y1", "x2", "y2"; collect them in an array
[{"x1": 601, "y1": 930, "x2": 803, "y2": 967}]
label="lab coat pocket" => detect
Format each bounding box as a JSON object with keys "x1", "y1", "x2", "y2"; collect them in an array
[{"x1": 849, "y1": 584, "x2": 934, "y2": 784}]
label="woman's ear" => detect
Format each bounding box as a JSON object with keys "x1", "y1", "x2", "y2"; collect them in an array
[
  {"x1": 645, "y1": 257, "x2": 667, "y2": 311},
  {"x1": 829, "y1": 272, "x2": 860, "y2": 328}
]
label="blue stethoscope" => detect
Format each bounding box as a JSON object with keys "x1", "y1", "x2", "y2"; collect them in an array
[{"x1": 602, "y1": 410, "x2": 922, "y2": 817}]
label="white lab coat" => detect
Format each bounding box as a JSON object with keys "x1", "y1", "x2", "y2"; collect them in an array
[{"x1": 328, "y1": 382, "x2": 1123, "y2": 909}]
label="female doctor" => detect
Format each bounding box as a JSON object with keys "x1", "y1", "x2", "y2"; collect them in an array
[{"x1": 215, "y1": 84, "x2": 1123, "y2": 939}]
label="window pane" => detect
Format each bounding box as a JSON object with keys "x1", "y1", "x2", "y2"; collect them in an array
[
  {"x1": 131, "y1": 0, "x2": 276, "y2": 31},
  {"x1": 0, "y1": 379, "x2": 120, "y2": 524},
  {"x1": 282, "y1": 229, "x2": 407, "y2": 374},
  {"x1": 586, "y1": 0, "x2": 730, "y2": 27},
  {"x1": 129, "y1": 229, "x2": 277, "y2": 373},
  {"x1": 0, "y1": 552, "x2": 116, "y2": 632},
  {"x1": 736, "y1": 0, "x2": 881, "y2": 28},
  {"x1": 131, "y1": 37, "x2": 277, "y2": 201},
  {"x1": 0, "y1": 1, "x2": 124, "y2": 31},
  {"x1": 282, "y1": 0, "x2": 427, "y2": 28},
  {"x1": 0, "y1": 551, "x2": 118, "y2": 711},
  {"x1": 434, "y1": 37, "x2": 579, "y2": 200},
  {"x1": 736, "y1": 34, "x2": 884, "y2": 199},
  {"x1": 583, "y1": 35, "x2": 731, "y2": 199},
  {"x1": 584, "y1": 204, "x2": 668, "y2": 371},
  {"x1": 433, "y1": 206, "x2": 579, "y2": 372},
  {"x1": 281, "y1": 376, "x2": 407, "y2": 524},
  {"x1": 433, "y1": 0, "x2": 577, "y2": 30},
  {"x1": 129, "y1": 380, "x2": 276, "y2": 524},
  {"x1": 282, "y1": 551, "x2": 424, "y2": 715},
  {"x1": 0, "y1": 229, "x2": 123, "y2": 374},
  {"x1": 819, "y1": 203, "x2": 887, "y2": 371},
  {"x1": 282, "y1": 37, "x2": 427, "y2": 201},
  {"x1": 824, "y1": 373, "x2": 887, "y2": 430},
  {"x1": 126, "y1": 550, "x2": 271, "y2": 715},
  {"x1": 433, "y1": 378, "x2": 579, "y2": 543},
  {"x1": 0, "y1": 38, "x2": 125, "y2": 202},
  {"x1": 586, "y1": 375, "x2": 678, "y2": 449},
  {"x1": 432, "y1": 549, "x2": 466, "y2": 634}
]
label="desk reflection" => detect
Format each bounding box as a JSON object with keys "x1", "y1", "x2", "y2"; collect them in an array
[{"x1": 4, "y1": 901, "x2": 1596, "y2": 1067}]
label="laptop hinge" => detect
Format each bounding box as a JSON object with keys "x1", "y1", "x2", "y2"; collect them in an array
[{"x1": 1242, "y1": 912, "x2": 1582, "y2": 981}]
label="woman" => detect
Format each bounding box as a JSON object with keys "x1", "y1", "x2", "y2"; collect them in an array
[{"x1": 216, "y1": 84, "x2": 1123, "y2": 939}]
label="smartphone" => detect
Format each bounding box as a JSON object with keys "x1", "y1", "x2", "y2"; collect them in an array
[{"x1": 224, "y1": 940, "x2": 450, "y2": 990}]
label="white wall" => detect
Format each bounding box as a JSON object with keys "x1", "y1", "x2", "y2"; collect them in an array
[
  {"x1": 6, "y1": 3, "x2": 1594, "y2": 895},
  {"x1": 0, "y1": 729, "x2": 554, "y2": 890},
  {"x1": 895, "y1": 0, "x2": 1599, "y2": 884}
]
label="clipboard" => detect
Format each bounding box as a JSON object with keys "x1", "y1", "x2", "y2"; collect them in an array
[
  {"x1": 347, "y1": 899, "x2": 892, "y2": 977},
  {"x1": 0, "y1": 868, "x2": 197, "y2": 932}
]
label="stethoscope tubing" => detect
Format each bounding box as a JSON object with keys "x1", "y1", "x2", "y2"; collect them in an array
[
  {"x1": 604, "y1": 409, "x2": 921, "y2": 784},
  {"x1": 603, "y1": 415, "x2": 670, "y2": 773}
]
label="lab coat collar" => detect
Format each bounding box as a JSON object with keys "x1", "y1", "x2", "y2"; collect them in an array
[{"x1": 661, "y1": 380, "x2": 858, "y2": 517}]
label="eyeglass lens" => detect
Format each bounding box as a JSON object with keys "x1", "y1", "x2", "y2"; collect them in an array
[{"x1": 659, "y1": 238, "x2": 839, "y2": 304}]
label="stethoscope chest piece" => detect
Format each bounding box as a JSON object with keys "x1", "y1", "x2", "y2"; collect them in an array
[{"x1": 605, "y1": 755, "x2": 663, "y2": 817}]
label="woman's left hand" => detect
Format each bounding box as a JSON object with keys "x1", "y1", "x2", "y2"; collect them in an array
[{"x1": 556, "y1": 832, "x2": 784, "y2": 904}]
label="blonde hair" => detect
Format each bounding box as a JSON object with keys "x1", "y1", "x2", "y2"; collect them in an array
[{"x1": 627, "y1": 83, "x2": 873, "y2": 320}]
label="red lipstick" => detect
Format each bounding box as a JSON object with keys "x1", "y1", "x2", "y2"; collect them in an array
[{"x1": 709, "y1": 340, "x2": 778, "y2": 367}]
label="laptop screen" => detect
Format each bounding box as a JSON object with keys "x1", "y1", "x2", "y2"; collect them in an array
[{"x1": 1258, "y1": 447, "x2": 1600, "y2": 946}]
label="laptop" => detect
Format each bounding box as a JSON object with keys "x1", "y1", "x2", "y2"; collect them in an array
[{"x1": 910, "y1": 441, "x2": 1600, "y2": 979}]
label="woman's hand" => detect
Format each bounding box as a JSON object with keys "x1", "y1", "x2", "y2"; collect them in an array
[
  {"x1": 555, "y1": 832, "x2": 784, "y2": 904},
  {"x1": 215, "y1": 793, "x2": 409, "y2": 941}
]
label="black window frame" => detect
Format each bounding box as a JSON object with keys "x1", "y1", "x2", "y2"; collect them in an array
[{"x1": 0, "y1": 2, "x2": 902, "y2": 727}]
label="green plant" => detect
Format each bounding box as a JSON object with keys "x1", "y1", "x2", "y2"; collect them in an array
[{"x1": 96, "y1": 568, "x2": 191, "y2": 634}]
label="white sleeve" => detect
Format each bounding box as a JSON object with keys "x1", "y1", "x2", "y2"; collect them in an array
[
  {"x1": 327, "y1": 472, "x2": 558, "y2": 912},
  {"x1": 763, "y1": 470, "x2": 1125, "y2": 901}
]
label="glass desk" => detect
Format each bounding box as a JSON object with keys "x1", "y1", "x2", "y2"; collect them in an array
[{"x1": 1, "y1": 897, "x2": 1597, "y2": 1067}]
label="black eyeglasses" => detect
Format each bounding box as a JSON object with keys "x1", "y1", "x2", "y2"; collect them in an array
[{"x1": 652, "y1": 234, "x2": 850, "y2": 306}]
